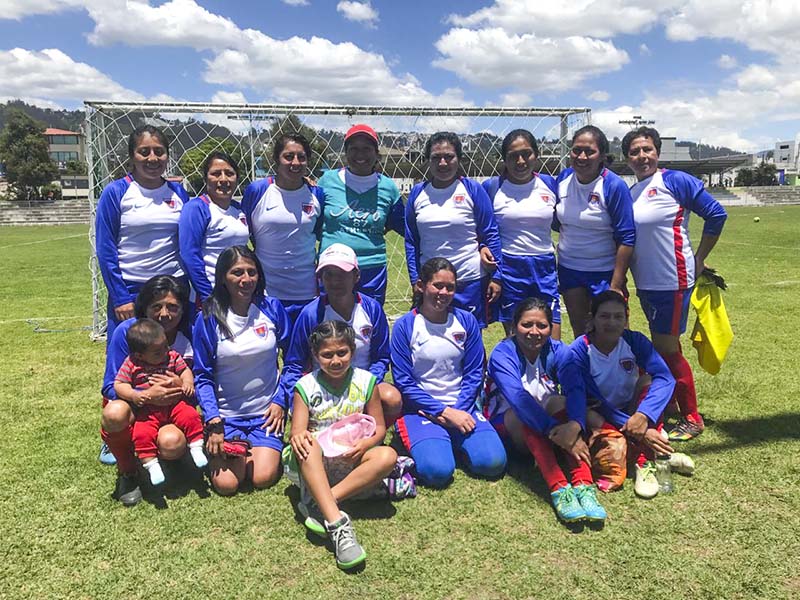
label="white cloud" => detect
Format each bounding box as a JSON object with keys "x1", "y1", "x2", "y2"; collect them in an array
[
  {"x1": 210, "y1": 91, "x2": 249, "y2": 104},
  {"x1": 499, "y1": 93, "x2": 532, "y2": 107},
  {"x1": 639, "y1": 43, "x2": 651, "y2": 56},
  {"x1": 0, "y1": 0, "x2": 87, "y2": 20},
  {"x1": 0, "y1": 48, "x2": 144, "y2": 105},
  {"x1": 281, "y1": 0, "x2": 309, "y2": 5},
  {"x1": 588, "y1": 91, "x2": 610, "y2": 102},
  {"x1": 336, "y1": 1, "x2": 378, "y2": 28},
  {"x1": 665, "y1": 0, "x2": 800, "y2": 55},
  {"x1": 717, "y1": 54, "x2": 738, "y2": 69},
  {"x1": 434, "y1": 28, "x2": 629, "y2": 93}
]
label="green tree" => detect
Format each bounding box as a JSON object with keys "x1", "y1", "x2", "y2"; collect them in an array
[
  {"x1": 753, "y1": 162, "x2": 777, "y2": 186},
  {"x1": 0, "y1": 108, "x2": 58, "y2": 201},
  {"x1": 178, "y1": 137, "x2": 248, "y2": 195},
  {"x1": 735, "y1": 168, "x2": 754, "y2": 186},
  {"x1": 65, "y1": 159, "x2": 87, "y2": 175}
]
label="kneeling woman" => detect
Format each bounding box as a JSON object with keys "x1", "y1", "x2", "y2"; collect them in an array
[
  {"x1": 486, "y1": 297, "x2": 606, "y2": 523},
  {"x1": 565, "y1": 291, "x2": 677, "y2": 498},
  {"x1": 193, "y1": 246, "x2": 291, "y2": 495},
  {"x1": 391, "y1": 257, "x2": 507, "y2": 488}
]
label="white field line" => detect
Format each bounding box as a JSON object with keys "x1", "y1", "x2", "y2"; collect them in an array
[
  {"x1": 0, "y1": 233, "x2": 85, "y2": 250},
  {"x1": 718, "y1": 240, "x2": 799, "y2": 251},
  {"x1": 0, "y1": 315, "x2": 89, "y2": 325}
]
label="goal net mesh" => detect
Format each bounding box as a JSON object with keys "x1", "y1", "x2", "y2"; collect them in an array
[{"x1": 85, "y1": 101, "x2": 591, "y2": 340}]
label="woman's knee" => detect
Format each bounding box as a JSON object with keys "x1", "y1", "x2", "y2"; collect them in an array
[
  {"x1": 369, "y1": 445, "x2": 398, "y2": 477},
  {"x1": 463, "y1": 432, "x2": 507, "y2": 478},
  {"x1": 412, "y1": 440, "x2": 455, "y2": 488},
  {"x1": 251, "y1": 448, "x2": 282, "y2": 489},
  {"x1": 378, "y1": 383, "x2": 402, "y2": 418},
  {"x1": 157, "y1": 425, "x2": 187, "y2": 460},
  {"x1": 101, "y1": 400, "x2": 133, "y2": 432}
]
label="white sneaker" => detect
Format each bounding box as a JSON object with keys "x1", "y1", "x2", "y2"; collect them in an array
[
  {"x1": 667, "y1": 452, "x2": 695, "y2": 476},
  {"x1": 634, "y1": 462, "x2": 659, "y2": 499}
]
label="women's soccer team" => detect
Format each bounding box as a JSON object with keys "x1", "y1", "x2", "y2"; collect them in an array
[{"x1": 95, "y1": 121, "x2": 726, "y2": 569}]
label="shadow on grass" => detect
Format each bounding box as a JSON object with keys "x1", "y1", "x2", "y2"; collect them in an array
[
  {"x1": 140, "y1": 457, "x2": 210, "y2": 508},
  {"x1": 690, "y1": 412, "x2": 800, "y2": 455}
]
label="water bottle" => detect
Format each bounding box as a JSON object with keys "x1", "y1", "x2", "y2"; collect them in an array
[{"x1": 654, "y1": 455, "x2": 674, "y2": 493}]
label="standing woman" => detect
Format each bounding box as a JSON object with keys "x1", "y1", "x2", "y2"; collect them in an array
[
  {"x1": 179, "y1": 151, "x2": 249, "y2": 304},
  {"x1": 285, "y1": 243, "x2": 402, "y2": 424},
  {"x1": 101, "y1": 275, "x2": 194, "y2": 506},
  {"x1": 242, "y1": 134, "x2": 325, "y2": 325},
  {"x1": 96, "y1": 125, "x2": 189, "y2": 342},
  {"x1": 405, "y1": 132, "x2": 503, "y2": 328},
  {"x1": 391, "y1": 257, "x2": 507, "y2": 488},
  {"x1": 623, "y1": 127, "x2": 727, "y2": 440},
  {"x1": 486, "y1": 298, "x2": 606, "y2": 523},
  {"x1": 483, "y1": 129, "x2": 561, "y2": 338},
  {"x1": 555, "y1": 125, "x2": 635, "y2": 337},
  {"x1": 193, "y1": 246, "x2": 291, "y2": 495},
  {"x1": 318, "y1": 124, "x2": 404, "y2": 305}
]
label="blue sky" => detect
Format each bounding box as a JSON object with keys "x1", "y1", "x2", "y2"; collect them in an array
[{"x1": 1, "y1": 0, "x2": 798, "y2": 150}]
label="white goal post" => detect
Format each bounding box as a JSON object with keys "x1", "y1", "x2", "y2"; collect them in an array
[{"x1": 85, "y1": 101, "x2": 591, "y2": 340}]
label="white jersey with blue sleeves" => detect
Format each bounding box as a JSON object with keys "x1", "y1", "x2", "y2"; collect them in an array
[
  {"x1": 630, "y1": 169, "x2": 727, "y2": 291},
  {"x1": 242, "y1": 178, "x2": 323, "y2": 301},
  {"x1": 555, "y1": 168, "x2": 635, "y2": 272},
  {"x1": 486, "y1": 174, "x2": 557, "y2": 255}
]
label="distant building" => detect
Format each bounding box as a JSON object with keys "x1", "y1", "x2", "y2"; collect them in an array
[
  {"x1": 45, "y1": 128, "x2": 84, "y2": 170},
  {"x1": 774, "y1": 139, "x2": 799, "y2": 185}
]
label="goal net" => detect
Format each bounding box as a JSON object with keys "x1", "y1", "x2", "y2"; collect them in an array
[{"x1": 85, "y1": 101, "x2": 591, "y2": 340}]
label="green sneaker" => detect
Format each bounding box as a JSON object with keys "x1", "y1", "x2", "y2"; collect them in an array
[
  {"x1": 574, "y1": 484, "x2": 607, "y2": 522},
  {"x1": 326, "y1": 511, "x2": 366, "y2": 570},
  {"x1": 634, "y1": 462, "x2": 659, "y2": 499},
  {"x1": 550, "y1": 484, "x2": 586, "y2": 523},
  {"x1": 297, "y1": 478, "x2": 326, "y2": 537}
]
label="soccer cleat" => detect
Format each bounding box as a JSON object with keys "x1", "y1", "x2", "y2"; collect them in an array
[
  {"x1": 326, "y1": 512, "x2": 366, "y2": 570},
  {"x1": 99, "y1": 442, "x2": 117, "y2": 466},
  {"x1": 574, "y1": 484, "x2": 607, "y2": 521},
  {"x1": 114, "y1": 472, "x2": 142, "y2": 507},
  {"x1": 668, "y1": 416, "x2": 705, "y2": 441},
  {"x1": 667, "y1": 452, "x2": 695, "y2": 476},
  {"x1": 550, "y1": 484, "x2": 586, "y2": 523},
  {"x1": 634, "y1": 462, "x2": 659, "y2": 499}
]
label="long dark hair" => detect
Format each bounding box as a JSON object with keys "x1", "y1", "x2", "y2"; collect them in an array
[
  {"x1": 271, "y1": 133, "x2": 313, "y2": 166},
  {"x1": 411, "y1": 257, "x2": 458, "y2": 309},
  {"x1": 572, "y1": 125, "x2": 613, "y2": 168},
  {"x1": 133, "y1": 275, "x2": 190, "y2": 333},
  {"x1": 203, "y1": 245, "x2": 265, "y2": 340}
]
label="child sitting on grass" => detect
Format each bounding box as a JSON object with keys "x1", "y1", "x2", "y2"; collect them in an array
[
  {"x1": 288, "y1": 320, "x2": 397, "y2": 570},
  {"x1": 114, "y1": 318, "x2": 207, "y2": 485}
]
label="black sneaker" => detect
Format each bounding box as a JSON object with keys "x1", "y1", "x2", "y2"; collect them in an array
[{"x1": 114, "y1": 472, "x2": 142, "y2": 507}]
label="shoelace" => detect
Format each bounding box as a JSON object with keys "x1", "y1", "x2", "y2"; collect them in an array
[
  {"x1": 639, "y1": 463, "x2": 658, "y2": 479},
  {"x1": 331, "y1": 521, "x2": 358, "y2": 551},
  {"x1": 577, "y1": 486, "x2": 599, "y2": 507},
  {"x1": 556, "y1": 486, "x2": 578, "y2": 511}
]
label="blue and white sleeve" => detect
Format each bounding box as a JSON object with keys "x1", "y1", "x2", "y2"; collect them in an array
[
  {"x1": 241, "y1": 179, "x2": 267, "y2": 246},
  {"x1": 404, "y1": 184, "x2": 424, "y2": 285},
  {"x1": 282, "y1": 300, "x2": 317, "y2": 394},
  {"x1": 663, "y1": 170, "x2": 727, "y2": 236},
  {"x1": 626, "y1": 330, "x2": 676, "y2": 425},
  {"x1": 101, "y1": 318, "x2": 133, "y2": 399},
  {"x1": 364, "y1": 296, "x2": 390, "y2": 382},
  {"x1": 192, "y1": 312, "x2": 220, "y2": 422},
  {"x1": 390, "y1": 313, "x2": 446, "y2": 416},
  {"x1": 454, "y1": 310, "x2": 485, "y2": 411},
  {"x1": 95, "y1": 180, "x2": 132, "y2": 307},
  {"x1": 467, "y1": 178, "x2": 504, "y2": 281},
  {"x1": 386, "y1": 183, "x2": 405, "y2": 236},
  {"x1": 264, "y1": 296, "x2": 292, "y2": 409},
  {"x1": 603, "y1": 174, "x2": 636, "y2": 247},
  {"x1": 178, "y1": 199, "x2": 213, "y2": 300}
]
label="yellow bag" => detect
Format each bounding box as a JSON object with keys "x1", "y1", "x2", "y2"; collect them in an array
[{"x1": 690, "y1": 273, "x2": 733, "y2": 375}]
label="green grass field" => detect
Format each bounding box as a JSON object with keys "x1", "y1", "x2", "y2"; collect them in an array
[{"x1": 1, "y1": 207, "x2": 799, "y2": 599}]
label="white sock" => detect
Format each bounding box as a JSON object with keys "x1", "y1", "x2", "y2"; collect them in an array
[
  {"x1": 142, "y1": 458, "x2": 165, "y2": 485},
  {"x1": 188, "y1": 440, "x2": 208, "y2": 468}
]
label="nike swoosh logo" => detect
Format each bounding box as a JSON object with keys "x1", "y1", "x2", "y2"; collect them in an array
[
  {"x1": 501, "y1": 303, "x2": 514, "y2": 309},
  {"x1": 421, "y1": 420, "x2": 431, "y2": 425}
]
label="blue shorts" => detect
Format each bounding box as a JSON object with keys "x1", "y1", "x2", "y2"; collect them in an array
[
  {"x1": 558, "y1": 265, "x2": 613, "y2": 297},
  {"x1": 453, "y1": 276, "x2": 492, "y2": 329},
  {"x1": 498, "y1": 252, "x2": 561, "y2": 324},
  {"x1": 277, "y1": 298, "x2": 314, "y2": 328},
  {"x1": 356, "y1": 264, "x2": 388, "y2": 306},
  {"x1": 223, "y1": 414, "x2": 284, "y2": 452},
  {"x1": 637, "y1": 288, "x2": 693, "y2": 336}
]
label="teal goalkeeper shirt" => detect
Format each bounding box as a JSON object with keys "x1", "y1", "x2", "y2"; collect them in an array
[{"x1": 318, "y1": 168, "x2": 405, "y2": 269}]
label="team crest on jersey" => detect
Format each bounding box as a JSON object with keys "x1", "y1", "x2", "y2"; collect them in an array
[
  {"x1": 302, "y1": 203, "x2": 314, "y2": 215},
  {"x1": 453, "y1": 331, "x2": 466, "y2": 343},
  {"x1": 619, "y1": 359, "x2": 635, "y2": 373},
  {"x1": 588, "y1": 192, "x2": 601, "y2": 206},
  {"x1": 360, "y1": 325, "x2": 372, "y2": 338},
  {"x1": 239, "y1": 215, "x2": 248, "y2": 226},
  {"x1": 253, "y1": 323, "x2": 268, "y2": 338},
  {"x1": 453, "y1": 194, "x2": 466, "y2": 204},
  {"x1": 541, "y1": 194, "x2": 553, "y2": 204},
  {"x1": 647, "y1": 187, "x2": 658, "y2": 198}
]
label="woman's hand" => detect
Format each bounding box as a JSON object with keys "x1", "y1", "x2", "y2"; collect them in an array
[
  {"x1": 142, "y1": 374, "x2": 184, "y2": 406},
  {"x1": 205, "y1": 419, "x2": 225, "y2": 456},
  {"x1": 486, "y1": 280, "x2": 502, "y2": 304},
  {"x1": 621, "y1": 411, "x2": 649, "y2": 441},
  {"x1": 262, "y1": 404, "x2": 285, "y2": 436},
  {"x1": 548, "y1": 421, "x2": 581, "y2": 452},
  {"x1": 290, "y1": 430, "x2": 316, "y2": 462},
  {"x1": 439, "y1": 407, "x2": 476, "y2": 434},
  {"x1": 479, "y1": 247, "x2": 498, "y2": 272},
  {"x1": 567, "y1": 437, "x2": 592, "y2": 465},
  {"x1": 642, "y1": 428, "x2": 674, "y2": 455},
  {"x1": 114, "y1": 302, "x2": 135, "y2": 322}
]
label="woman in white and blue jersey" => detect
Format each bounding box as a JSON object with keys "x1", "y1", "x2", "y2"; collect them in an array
[
  {"x1": 179, "y1": 151, "x2": 249, "y2": 305},
  {"x1": 193, "y1": 246, "x2": 291, "y2": 495},
  {"x1": 95, "y1": 125, "x2": 189, "y2": 343},
  {"x1": 405, "y1": 132, "x2": 503, "y2": 329},
  {"x1": 483, "y1": 129, "x2": 560, "y2": 338},
  {"x1": 391, "y1": 257, "x2": 507, "y2": 488},
  {"x1": 555, "y1": 125, "x2": 635, "y2": 337},
  {"x1": 241, "y1": 134, "x2": 325, "y2": 325},
  {"x1": 623, "y1": 126, "x2": 727, "y2": 441}
]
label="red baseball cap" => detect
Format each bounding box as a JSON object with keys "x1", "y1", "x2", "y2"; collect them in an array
[{"x1": 345, "y1": 123, "x2": 378, "y2": 144}]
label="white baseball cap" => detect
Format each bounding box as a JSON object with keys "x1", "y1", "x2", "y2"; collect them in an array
[{"x1": 316, "y1": 243, "x2": 359, "y2": 273}]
